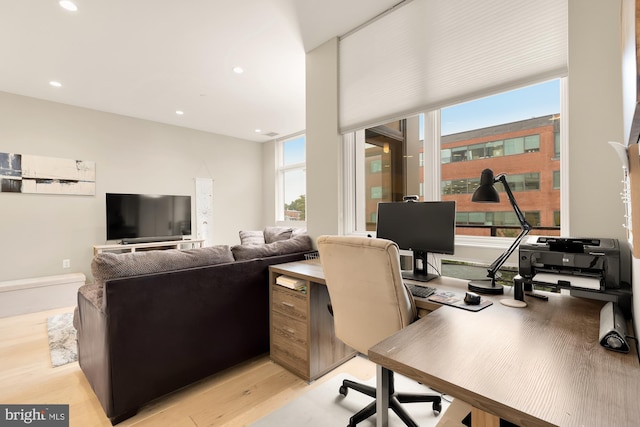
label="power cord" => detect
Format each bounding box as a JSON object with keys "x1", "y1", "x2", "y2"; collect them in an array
[{"x1": 426, "y1": 252, "x2": 442, "y2": 277}]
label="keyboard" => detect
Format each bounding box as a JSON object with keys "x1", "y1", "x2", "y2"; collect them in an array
[{"x1": 406, "y1": 283, "x2": 437, "y2": 299}]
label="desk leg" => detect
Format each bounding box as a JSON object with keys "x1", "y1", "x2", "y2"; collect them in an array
[
  {"x1": 471, "y1": 407, "x2": 500, "y2": 427},
  {"x1": 376, "y1": 365, "x2": 390, "y2": 427}
]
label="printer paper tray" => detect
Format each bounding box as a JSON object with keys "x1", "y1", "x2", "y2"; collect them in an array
[{"x1": 532, "y1": 272, "x2": 602, "y2": 291}]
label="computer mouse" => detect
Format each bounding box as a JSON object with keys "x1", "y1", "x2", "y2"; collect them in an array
[{"x1": 464, "y1": 291, "x2": 481, "y2": 305}]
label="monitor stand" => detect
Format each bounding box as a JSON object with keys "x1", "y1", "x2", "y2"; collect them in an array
[{"x1": 401, "y1": 250, "x2": 438, "y2": 282}]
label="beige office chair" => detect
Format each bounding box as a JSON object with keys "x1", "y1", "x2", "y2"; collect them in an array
[{"x1": 317, "y1": 235, "x2": 442, "y2": 427}]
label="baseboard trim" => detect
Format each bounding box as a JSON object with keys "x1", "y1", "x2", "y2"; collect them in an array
[{"x1": 0, "y1": 273, "x2": 85, "y2": 318}]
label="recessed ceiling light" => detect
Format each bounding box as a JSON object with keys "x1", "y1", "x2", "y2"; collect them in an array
[
  {"x1": 254, "y1": 129, "x2": 262, "y2": 133},
  {"x1": 176, "y1": 110, "x2": 184, "y2": 115},
  {"x1": 49, "y1": 81, "x2": 62, "y2": 87},
  {"x1": 233, "y1": 66, "x2": 244, "y2": 74},
  {"x1": 59, "y1": 1, "x2": 78, "y2": 12}
]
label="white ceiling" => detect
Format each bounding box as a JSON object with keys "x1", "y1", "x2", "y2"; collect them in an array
[{"x1": 0, "y1": 0, "x2": 400, "y2": 142}]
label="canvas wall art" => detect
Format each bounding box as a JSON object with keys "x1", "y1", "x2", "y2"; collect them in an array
[{"x1": 0, "y1": 152, "x2": 96, "y2": 195}]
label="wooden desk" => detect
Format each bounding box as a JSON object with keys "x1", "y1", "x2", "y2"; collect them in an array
[{"x1": 369, "y1": 276, "x2": 640, "y2": 427}]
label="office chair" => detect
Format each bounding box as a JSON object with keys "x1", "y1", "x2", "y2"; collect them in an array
[{"x1": 317, "y1": 235, "x2": 442, "y2": 427}]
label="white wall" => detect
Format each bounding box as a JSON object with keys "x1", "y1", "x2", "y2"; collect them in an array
[
  {"x1": 568, "y1": 0, "x2": 639, "y2": 334},
  {"x1": 0, "y1": 91, "x2": 264, "y2": 282},
  {"x1": 567, "y1": 0, "x2": 626, "y2": 239},
  {"x1": 262, "y1": 139, "x2": 277, "y2": 226},
  {"x1": 305, "y1": 38, "x2": 343, "y2": 240},
  {"x1": 621, "y1": 0, "x2": 640, "y2": 340}
]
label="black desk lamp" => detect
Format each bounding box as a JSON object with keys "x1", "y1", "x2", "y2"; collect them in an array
[{"x1": 468, "y1": 169, "x2": 532, "y2": 301}]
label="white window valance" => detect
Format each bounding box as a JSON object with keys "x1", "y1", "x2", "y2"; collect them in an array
[{"x1": 339, "y1": 0, "x2": 568, "y2": 133}]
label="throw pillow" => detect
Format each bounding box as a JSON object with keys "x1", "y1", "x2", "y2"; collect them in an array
[
  {"x1": 264, "y1": 226, "x2": 293, "y2": 243},
  {"x1": 232, "y1": 234, "x2": 313, "y2": 261},
  {"x1": 291, "y1": 227, "x2": 307, "y2": 237},
  {"x1": 239, "y1": 230, "x2": 266, "y2": 245}
]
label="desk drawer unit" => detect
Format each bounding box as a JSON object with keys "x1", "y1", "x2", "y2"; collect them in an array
[
  {"x1": 270, "y1": 283, "x2": 311, "y2": 379},
  {"x1": 271, "y1": 285, "x2": 308, "y2": 321},
  {"x1": 269, "y1": 267, "x2": 357, "y2": 382},
  {"x1": 271, "y1": 310, "x2": 307, "y2": 347},
  {"x1": 271, "y1": 311, "x2": 309, "y2": 376}
]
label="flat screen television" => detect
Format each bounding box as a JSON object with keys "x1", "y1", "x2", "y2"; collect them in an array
[
  {"x1": 376, "y1": 200, "x2": 456, "y2": 282},
  {"x1": 106, "y1": 193, "x2": 192, "y2": 243}
]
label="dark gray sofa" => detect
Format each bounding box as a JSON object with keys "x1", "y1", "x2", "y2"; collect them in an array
[{"x1": 74, "y1": 235, "x2": 312, "y2": 425}]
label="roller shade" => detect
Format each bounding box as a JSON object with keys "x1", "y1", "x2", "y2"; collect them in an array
[{"x1": 339, "y1": 0, "x2": 568, "y2": 133}]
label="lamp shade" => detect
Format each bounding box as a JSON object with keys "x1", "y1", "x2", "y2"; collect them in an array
[{"x1": 472, "y1": 169, "x2": 500, "y2": 203}]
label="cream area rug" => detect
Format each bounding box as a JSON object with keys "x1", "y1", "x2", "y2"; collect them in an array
[
  {"x1": 250, "y1": 372, "x2": 451, "y2": 427},
  {"x1": 47, "y1": 312, "x2": 78, "y2": 367}
]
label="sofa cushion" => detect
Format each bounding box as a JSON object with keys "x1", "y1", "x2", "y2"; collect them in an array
[
  {"x1": 232, "y1": 234, "x2": 312, "y2": 261},
  {"x1": 239, "y1": 230, "x2": 266, "y2": 245},
  {"x1": 92, "y1": 245, "x2": 234, "y2": 288},
  {"x1": 263, "y1": 226, "x2": 293, "y2": 243}
]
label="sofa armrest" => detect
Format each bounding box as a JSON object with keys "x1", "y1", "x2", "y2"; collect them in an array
[{"x1": 78, "y1": 284, "x2": 103, "y2": 311}]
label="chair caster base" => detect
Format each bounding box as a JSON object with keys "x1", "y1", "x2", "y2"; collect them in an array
[
  {"x1": 339, "y1": 385, "x2": 349, "y2": 396},
  {"x1": 433, "y1": 400, "x2": 442, "y2": 415}
]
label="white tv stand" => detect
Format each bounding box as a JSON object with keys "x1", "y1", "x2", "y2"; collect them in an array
[{"x1": 93, "y1": 239, "x2": 205, "y2": 255}]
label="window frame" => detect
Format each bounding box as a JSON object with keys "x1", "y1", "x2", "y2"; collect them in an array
[
  {"x1": 342, "y1": 77, "x2": 569, "y2": 260},
  {"x1": 276, "y1": 133, "x2": 307, "y2": 226}
]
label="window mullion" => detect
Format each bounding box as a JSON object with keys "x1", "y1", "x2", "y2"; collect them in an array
[
  {"x1": 278, "y1": 162, "x2": 306, "y2": 173},
  {"x1": 354, "y1": 130, "x2": 367, "y2": 233},
  {"x1": 424, "y1": 110, "x2": 441, "y2": 201},
  {"x1": 559, "y1": 76, "x2": 569, "y2": 235}
]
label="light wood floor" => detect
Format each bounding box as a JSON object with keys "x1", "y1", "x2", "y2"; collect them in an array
[{"x1": 0, "y1": 306, "x2": 375, "y2": 427}]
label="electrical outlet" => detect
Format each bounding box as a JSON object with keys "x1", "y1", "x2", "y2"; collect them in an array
[{"x1": 62, "y1": 259, "x2": 71, "y2": 269}]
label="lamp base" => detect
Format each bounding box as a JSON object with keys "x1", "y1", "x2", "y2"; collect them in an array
[
  {"x1": 468, "y1": 279, "x2": 504, "y2": 295},
  {"x1": 500, "y1": 298, "x2": 527, "y2": 308}
]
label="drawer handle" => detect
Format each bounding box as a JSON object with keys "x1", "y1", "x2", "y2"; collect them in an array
[{"x1": 281, "y1": 301, "x2": 295, "y2": 308}]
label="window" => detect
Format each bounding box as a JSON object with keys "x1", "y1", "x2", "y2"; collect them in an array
[
  {"x1": 441, "y1": 173, "x2": 540, "y2": 195},
  {"x1": 440, "y1": 137, "x2": 540, "y2": 164},
  {"x1": 504, "y1": 138, "x2": 524, "y2": 155},
  {"x1": 486, "y1": 140, "x2": 504, "y2": 157},
  {"x1": 456, "y1": 211, "x2": 541, "y2": 228},
  {"x1": 370, "y1": 159, "x2": 382, "y2": 173},
  {"x1": 441, "y1": 80, "x2": 561, "y2": 238},
  {"x1": 468, "y1": 145, "x2": 486, "y2": 160},
  {"x1": 553, "y1": 116, "x2": 561, "y2": 158},
  {"x1": 358, "y1": 119, "x2": 425, "y2": 231},
  {"x1": 370, "y1": 186, "x2": 383, "y2": 199},
  {"x1": 524, "y1": 135, "x2": 541, "y2": 152},
  {"x1": 451, "y1": 146, "x2": 467, "y2": 163},
  {"x1": 346, "y1": 78, "x2": 563, "y2": 240},
  {"x1": 277, "y1": 135, "x2": 306, "y2": 222}
]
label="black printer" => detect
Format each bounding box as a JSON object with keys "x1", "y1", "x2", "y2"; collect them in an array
[{"x1": 518, "y1": 236, "x2": 632, "y2": 316}]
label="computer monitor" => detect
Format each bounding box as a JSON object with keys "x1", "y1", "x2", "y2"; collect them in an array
[{"x1": 376, "y1": 200, "x2": 456, "y2": 282}]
